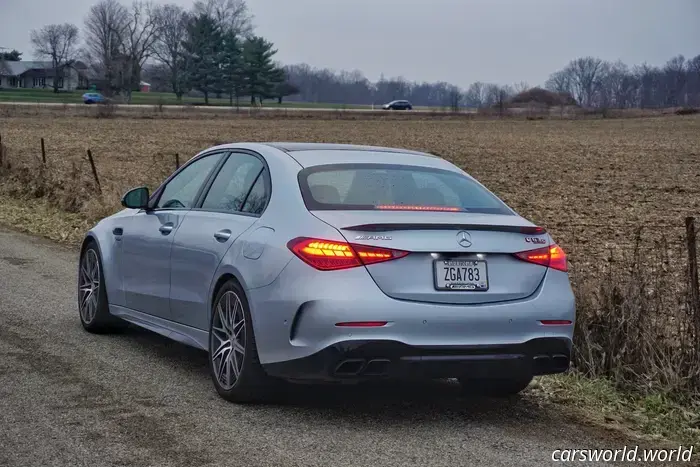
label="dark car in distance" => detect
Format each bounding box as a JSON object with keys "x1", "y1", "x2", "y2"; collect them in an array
[{"x1": 382, "y1": 100, "x2": 413, "y2": 110}]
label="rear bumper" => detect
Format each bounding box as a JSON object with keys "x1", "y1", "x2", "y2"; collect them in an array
[
  {"x1": 262, "y1": 337, "x2": 572, "y2": 382},
  {"x1": 248, "y1": 257, "x2": 575, "y2": 366}
]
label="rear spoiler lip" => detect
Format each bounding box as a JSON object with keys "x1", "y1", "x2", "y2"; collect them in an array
[{"x1": 342, "y1": 223, "x2": 546, "y2": 234}]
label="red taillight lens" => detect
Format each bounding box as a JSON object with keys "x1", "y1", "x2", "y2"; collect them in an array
[
  {"x1": 287, "y1": 237, "x2": 409, "y2": 271},
  {"x1": 513, "y1": 244, "x2": 568, "y2": 272}
]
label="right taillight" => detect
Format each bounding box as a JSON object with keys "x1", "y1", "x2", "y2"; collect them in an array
[
  {"x1": 287, "y1": 237, "x2": 408, "y2": 271},
  {"x1": 513, "y1": 244, "x2": 568, "y2": 272}
]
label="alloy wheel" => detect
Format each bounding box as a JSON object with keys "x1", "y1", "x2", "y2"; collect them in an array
[
  {"x1": 78, "y1": 249, "x2": 101, "y2": 324},
  {"x1": 211, "y1": 291, "x2": 246, "y2": 390}
]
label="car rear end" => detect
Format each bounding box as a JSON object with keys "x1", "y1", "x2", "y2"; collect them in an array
[{"x1": 257, "y1": 152, "x2": 575, "y2": 383}]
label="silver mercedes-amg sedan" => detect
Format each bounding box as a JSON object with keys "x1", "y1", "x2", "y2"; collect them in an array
[{"x1": 77, "y1": 142, "x2": 575, "y2": 403}]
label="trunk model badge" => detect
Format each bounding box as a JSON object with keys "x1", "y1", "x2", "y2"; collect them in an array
[
  {"x1": 355, "y1": 235, "x2": 392, "y2": 240},
  {"x1": 525, "y1": 237, "x2": 547, "y2": 244},
  {"x1": 457, "y1": 231, "x2": 472, "y2": 248}
]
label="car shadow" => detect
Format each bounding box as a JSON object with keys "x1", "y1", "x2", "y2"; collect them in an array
[{"x1": 108, "y1": 323, "x2": 560, "y2": 424}]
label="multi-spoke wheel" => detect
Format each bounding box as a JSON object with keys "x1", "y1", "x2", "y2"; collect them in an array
[
  {"x1": 211, "y1": 291, "x2": 247, "y2": 390},
  {"x1": 208, "y1": 278, "x2": 277, "y2": 403},
  {"x1": 78, "y1": 241, "x2": 120, "y2": 333}
]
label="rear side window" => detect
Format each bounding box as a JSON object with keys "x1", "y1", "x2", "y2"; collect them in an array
[
  {"x1": 200, "y1": 153, "x2": 266, "y2": 214},
  {"x1": 298, "y1": 163, "x2": 512, "y2": 214}
]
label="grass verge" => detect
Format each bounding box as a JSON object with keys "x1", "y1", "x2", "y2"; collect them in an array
[{"x1": 533, "y1": 374, "x2": 700, "y2": 446}]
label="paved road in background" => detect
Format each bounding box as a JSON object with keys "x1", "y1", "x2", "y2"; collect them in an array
[
  {"x1": 0, "y1": 226, "x2": 620, "y2": 467},
  {"x1": 0, "y1": 101, "x2": 472, "y2": 114}
]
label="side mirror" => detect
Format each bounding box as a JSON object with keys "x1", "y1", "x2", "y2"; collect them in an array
[{"x1": 121, "y1": 186, "x2": 150, "y2": 209}]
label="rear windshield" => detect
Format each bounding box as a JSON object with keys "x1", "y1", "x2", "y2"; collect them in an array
[{"x1": 298, "y1": 163, "x2": 513, "y2": 215}]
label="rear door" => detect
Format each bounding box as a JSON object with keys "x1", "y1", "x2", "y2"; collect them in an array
[
  {"x1": 299, "y1": 163, "x2": 549, "y2": 305},
  {"x1": 169, "y1": 151, "x2": 269, "y2": 330}
]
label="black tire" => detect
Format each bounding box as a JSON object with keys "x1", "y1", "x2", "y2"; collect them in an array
[
  {"x1": 458, "y1": 375, "x2": 533, "y2": 397},
  {"x1": 78, "y1": 241, "x2": 122, "y2": 333},
  {"x1": 208, "y1": 278, "x2": 278, "y2": 403}
]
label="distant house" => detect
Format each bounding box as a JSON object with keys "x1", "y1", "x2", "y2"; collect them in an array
[
  {"x1": 0, "y1": 61, "x2": 90, "y2": 91},
  {"x1": 139, "y1": 81, "x2": 151, "y2": 93}
]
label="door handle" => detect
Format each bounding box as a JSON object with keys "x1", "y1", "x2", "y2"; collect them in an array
[
  {"x1": 159, "y1": 223, "x2": 174, "y2": 235},
  {"x1": 214, "y1": 229, "x2": 232, "y2": 242}
]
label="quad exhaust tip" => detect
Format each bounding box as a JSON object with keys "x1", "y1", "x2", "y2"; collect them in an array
[
  {"x1": 533, "y1": 354, "x2": 570, "y2": 373},
  {"x1": 334, "y1": 358, "x2": 392, "y2": 377}
]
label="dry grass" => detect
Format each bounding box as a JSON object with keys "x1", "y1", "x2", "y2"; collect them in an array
[{"x1": 1, "y1": 113, "x2": 698, "y2": 264}]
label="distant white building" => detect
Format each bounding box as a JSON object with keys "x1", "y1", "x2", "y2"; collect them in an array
[{"x1": 0, "y1": 61, "x2": 90, "y2": 91}]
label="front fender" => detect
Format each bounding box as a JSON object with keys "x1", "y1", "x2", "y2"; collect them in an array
[{"x1": 82, "y1": 215, "x2": 128, "y2": 307}]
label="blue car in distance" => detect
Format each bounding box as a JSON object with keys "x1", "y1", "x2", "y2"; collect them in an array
[{"x1": 82, "y1": 92, "x2": 106, "y2": 104}]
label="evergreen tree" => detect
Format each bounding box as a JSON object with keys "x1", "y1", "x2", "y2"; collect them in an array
[
  {"x1": 242, "y1": 36, "x2": 284, "y2": 105},
  {"x1": 181, "y1": 14, "x2": 224, "y2": 105},
  {"x1": 0, "y1": 49, "x2": 22, "y2": 61},
  {"x1": 220, "y1": 30, "x2": 245, "y2": 107}
]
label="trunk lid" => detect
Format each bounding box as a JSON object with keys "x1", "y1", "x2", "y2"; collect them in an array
[{"x1": 311, "y1": 210, "x2": 549, "y2": 305}]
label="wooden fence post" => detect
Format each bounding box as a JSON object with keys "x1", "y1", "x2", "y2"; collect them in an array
[
  {"x1": 0, "y1": 133, "x2": 3, "y2": 167},
  {"x1": 86, "y1": 149, "x2": 102, "y2": 195},
  {"x1": 175, "y1": 153, "x2": 180, "y2": 170},
  {"x1": 685, "y1": 216, "x2": 700, "y2": 357},
  {"x1": 40, "y1": 137, "x2": 46, "y2": 165}
]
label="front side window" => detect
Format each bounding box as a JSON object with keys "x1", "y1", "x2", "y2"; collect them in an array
[
  {"x1": 200, "y1": 153, "x2": 267, "y2": 214},
  {"x1": 156, "y1": 153, "x2": 223, "y2": 209},
  {"x1": 299, "y1": 163, "x2": 512, "y2": 215}
]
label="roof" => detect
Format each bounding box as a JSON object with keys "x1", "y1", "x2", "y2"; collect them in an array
[
  {"x1": 264, "y1": 142, "x2": 437, "y2": 157},
  {"x1": 0, "y1": 61, "x2": 51, "y2": 76},
  {"x1": 0, "y1": 60, "x2": 88, "y2": 76}
]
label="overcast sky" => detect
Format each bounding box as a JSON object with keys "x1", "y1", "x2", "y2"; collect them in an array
[{"x1": 1, "y1": 0, "x2": 698, "y2": 87}]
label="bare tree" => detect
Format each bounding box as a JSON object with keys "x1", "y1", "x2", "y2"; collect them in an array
[
  {"x1": 84, "y1": 0, "x2": 129, "y2": 95},
  {"x1": 464, "y1": 81, "x2": 485, "y2": 108},
  {"x1": 447, "y1": 85, "x2": 462, "y2": 112},
  {"x1": 566, "y1": 56, "x2": 604, "y2": 107},
  {"x1": 119, "y1": 1, "x2": 161, "y2": 102},
  {"x1": 545, "y1": 69, "x2": 573, "y2": 95},
  {"x1": 192, "y1": 0, "x2": 254, "y2": 36},
  {"x1": 688, "y1": 55, "x2": 700, "y2": 107},
  {"x1": 152, "y1": 4, "x2": 189, "y2": 100},
  {"x1": 663, "y1": 55, "x2": 687, "y2": 107},
  {"x1": 30, "y1": 24, "x2": 79, "y2": 93},
  {"x1": 512, "y1": 81, "x2": 530, "y2": 94}
]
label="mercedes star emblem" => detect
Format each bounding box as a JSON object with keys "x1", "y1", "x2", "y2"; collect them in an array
[{"x1": 457, "y1": 231, "x2": 472, "y2": 248}]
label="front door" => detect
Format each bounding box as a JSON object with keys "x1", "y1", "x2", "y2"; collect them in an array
[
  {"x1": 119, "y1": 151, "x2": 224, "y2": 320},
  {"x1": 169, "y1": 151, "x2": 270, "y2": 330}
]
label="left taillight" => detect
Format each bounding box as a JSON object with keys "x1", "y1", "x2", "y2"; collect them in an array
[
  {"x1": 287, "y1": 237, "x2": 409, "y2": 271},
  {"x1": 513, "y1": 243, "x2": 568, "y2": 272}
]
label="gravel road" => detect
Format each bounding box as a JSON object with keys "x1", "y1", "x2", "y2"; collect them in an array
[{"x1": 0, "y1": 226, "x2": 629, "y2": 467}]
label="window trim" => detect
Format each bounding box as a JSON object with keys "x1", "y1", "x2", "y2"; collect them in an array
[
  {"x1": 192, "y1": 149, "x2": 272, "y2": 218},
  {"x1": 297, "y1": 162, "x2": 513, "y2": 214},
  {"x1": 146, "y1": 150, "x2": 230, "y2": 212}
]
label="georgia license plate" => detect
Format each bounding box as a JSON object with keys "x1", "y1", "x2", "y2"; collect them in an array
[{"x1": 434, "y1": 259, "x2": 489, "y2": 291}]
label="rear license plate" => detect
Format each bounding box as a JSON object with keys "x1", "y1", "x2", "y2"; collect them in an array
[{"x1": 434, "y1": 259, "x2": 489, "y2": 291}]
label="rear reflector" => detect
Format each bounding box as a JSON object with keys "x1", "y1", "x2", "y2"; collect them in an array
[
  {"x1": 335, "y1": 321, "x2": 388, "y2": 327},
  {"x1": 513, "y1": 244, "x2": 568, "y2": 272},
  {"x1": 539, "y1": 320, "x2": 573, "y2": 326},
  {"x1": 287, "y1": 237, "x2": 409, "y2": 271}
]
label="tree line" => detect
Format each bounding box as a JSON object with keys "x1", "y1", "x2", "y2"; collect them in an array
[
  {"x1": 20, "y1": 0, "x2": 290, "y2": 105},
  {"x1": 280, "y1": 54, "x2": 700, "y2": 109},
  {"x1": 7, "y1": 0, "x2": 700, "y2": 109}
]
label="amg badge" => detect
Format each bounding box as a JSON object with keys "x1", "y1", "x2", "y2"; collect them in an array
[{"x1": 354, "y1": 235, "x2": 392, "y2": 241}]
